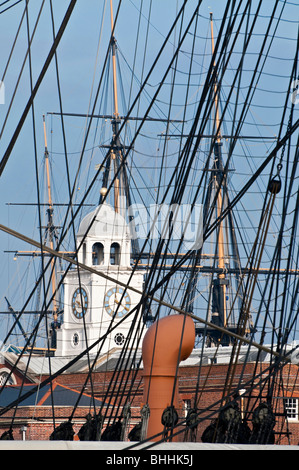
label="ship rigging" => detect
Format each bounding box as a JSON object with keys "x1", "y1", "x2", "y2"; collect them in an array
[{"x1": 0, "y1": 0, "x2": 298, "y2": 448}]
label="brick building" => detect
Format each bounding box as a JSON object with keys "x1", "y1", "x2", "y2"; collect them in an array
[{"x1": 1, "y1": 344, "x2": 299, "y2": 445}]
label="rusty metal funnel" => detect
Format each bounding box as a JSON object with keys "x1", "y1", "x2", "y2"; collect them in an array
[{"x1": 142, "y1": 314, "x2": 195, "y2": 441}]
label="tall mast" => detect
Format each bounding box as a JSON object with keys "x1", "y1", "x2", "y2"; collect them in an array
[
  {"x1": 210, "y1": 13, "x2": 221, "y2": 144},
  {"x1": 210, "y1": 13, "x2": 228, "y2": 340},
  {"x1": 109, "y1": 0, "x2": 122, "y2": 214},
  {"x1": 43, "y1": 114, "x2": 58, "y2": 325},
  {"x1": 97, "y1": 0, "x2": 140, "y2": 256},
  {"x1": 110, "y1": 0, "x2": 119, "y2": 119}
]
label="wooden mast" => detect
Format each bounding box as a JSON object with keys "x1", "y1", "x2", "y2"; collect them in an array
[
  {"x1": 110, "y1": 0, "x2": 119, "y2": 120},
  {"x1": 110, "y1": 0, "x2": 121, "y2": 214},
  {"x1": 210, "y1": 13, "x2": 221, "y2": 145},
  {"x1": 43, "y1": 114, "x2": 58, "y2": 325},
  {"x1": 210, "y1": 13, "x2": 228, "y2": 335}
]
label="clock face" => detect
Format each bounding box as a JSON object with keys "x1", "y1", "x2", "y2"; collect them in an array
[
  {"x1": 71, "y1": 287, "x2": 88, "y2": 319},
  {"x1": 104, "y1": 286, "x2": 131, "y2": 318}
]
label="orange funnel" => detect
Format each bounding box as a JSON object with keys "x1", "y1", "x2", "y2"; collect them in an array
[{"x1": 142, "y1": 314, "x2": 195, "y2": 441}]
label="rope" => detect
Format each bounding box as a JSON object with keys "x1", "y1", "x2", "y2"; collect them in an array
[{"x1": 0, "y1": 0, "x2": 77, "y2": 176}]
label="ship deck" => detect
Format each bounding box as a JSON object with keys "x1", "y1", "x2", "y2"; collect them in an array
[{"x1": 0, "y1": 440, "x2": 297, "y2": 451}]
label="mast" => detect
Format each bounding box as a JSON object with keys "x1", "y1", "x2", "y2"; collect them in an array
[
  {"x1": 42, "y1": 115, "x2": 58, "y2": 327},
  {"x1": 210, "y1": 12, "x2": 221, "y2": 146},
  {"x1": 110, "y1": 0, "x2": 119, "y2": 120},
  {"x1": 108, "y1": 0, "x2": 123, "y2": 215},
  {"x1": 209, "y1": 12, "x2": 229, "y2": 341}
]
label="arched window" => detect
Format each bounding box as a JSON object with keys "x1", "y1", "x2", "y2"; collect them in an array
[
  {"x1": 92, "y1": 243, "x2": 104, "y2": 265},
  {"x1": 110, "y1": 242, "x2": 120, "y2": 265},
  {"x1": 82, "y1": 243, "x2": 86, "y2": 264},
  {"x1": 0, "y1": 369, "x2": 16, "y2": 386}
]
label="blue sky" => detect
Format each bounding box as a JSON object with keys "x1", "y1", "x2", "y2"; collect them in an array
[{"x1": 0, "y1": 0, "x2": 298, "y2": 344}]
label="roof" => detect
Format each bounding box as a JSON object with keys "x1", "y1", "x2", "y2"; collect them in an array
[
  {"x1": 1, "y1": 342, "x2": 292, "y2": 381},
  {"x1": 0, "y1": 382, "x2": 102, "y2": 408},
  {"x1": 77, "y1": 203, "x2": 130, "y2": 239},
  {"x1": 0, "y1": 346, "x2": 137, "y2": 378}
]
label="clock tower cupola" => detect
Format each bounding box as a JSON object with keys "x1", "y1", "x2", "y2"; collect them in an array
[{"x1": 55, "y1": 202, "x2": 145, "y2": 357}]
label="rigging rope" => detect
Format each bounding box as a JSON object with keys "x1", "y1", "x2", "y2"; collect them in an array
[
  {"x1": 0, "y1": 0, "x2": 77, "y2": 176},
  {"x1": 0, "y1": 0, "x2": 298, "y2": 444}
]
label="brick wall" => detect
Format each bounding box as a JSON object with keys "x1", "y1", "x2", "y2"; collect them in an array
[{"x1": 1, "y1": 361, "x2": 299, "y2": 444}]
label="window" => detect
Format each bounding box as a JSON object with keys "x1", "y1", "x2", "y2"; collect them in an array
[
  {"x1": 92, "y1": 243, "x2": 104, "y2": 265},
  {"x1": 183, "y1": 399, "x2": 191, "y2": 418},
  {"x1": 284, "y1": 398, "x2": 299, "y2": 421},
  {"x1": 0, "y1": 370, "x2": 15, "y2": 386},
  {"x1": 82, "y1": 243, "x2": 86, "y2": 264},
  {"x1": 72, "y1": 332, "x2": 80, "y2": 348},
  {"x1": 114, "y1": 332, "x2": 125, "y2": 346},
  {"x1": 110, "y1": 242, "x2": 120, "y2": 265}
]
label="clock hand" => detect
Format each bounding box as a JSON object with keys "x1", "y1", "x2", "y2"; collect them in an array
[{"x1": 115, "y1": 299, "x2": 130, "y2": 311}]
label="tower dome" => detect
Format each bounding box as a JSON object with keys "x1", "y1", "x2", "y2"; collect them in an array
[
  {"x1": 77, "y1": 203, "x2": 130, "y2": 239},
  {"x1": 76, "y1": 203, "x2": 131, "y2": 268}
]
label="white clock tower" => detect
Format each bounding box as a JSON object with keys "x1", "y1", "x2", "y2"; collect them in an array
[{"x1": 55, "y1": 202, "x2": 145, "y2": 357}]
